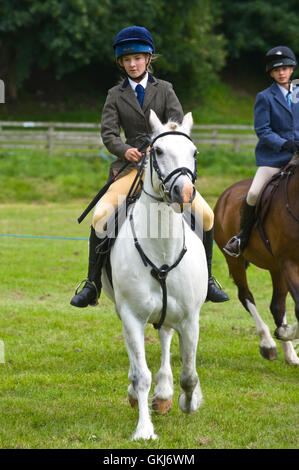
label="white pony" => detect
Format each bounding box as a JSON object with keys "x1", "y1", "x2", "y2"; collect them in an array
[{"x1": 102, "y1": 110, "x2": 208, "y2": 440}]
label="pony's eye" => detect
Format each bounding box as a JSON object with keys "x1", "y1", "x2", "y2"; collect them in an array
[
  {"x1": 155, "y1": 147, "x2": 163, "y2": 156},
  {"x1": 193, "y1": 149, "x2": 198, "y2": 158}
]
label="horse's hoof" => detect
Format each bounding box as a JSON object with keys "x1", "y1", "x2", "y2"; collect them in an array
[
  {"x1": 152, "y1": 397, "x2": 172, "y2": 415},
  {"x1": 128, "y1": 395, "x2": 138, "y2": 408},
  {"x1": 259, "y1": 345, "x2": 278, "y2": 361}
]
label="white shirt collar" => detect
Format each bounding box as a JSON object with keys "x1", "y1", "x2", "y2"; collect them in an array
[
  {"x1": 128, "y1": 73, "x2": 148, "y2": 93},
  {"x1": 277, "y1": 82, "x2": 293, "y2": 98}
]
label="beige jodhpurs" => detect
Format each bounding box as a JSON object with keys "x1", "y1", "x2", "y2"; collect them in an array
[
  {"x1": 246, "y1": 166, "x2": 280, "y2": 206},
  {"x1": 92, "y1": 169, "x2": 214, "y2": 234}
]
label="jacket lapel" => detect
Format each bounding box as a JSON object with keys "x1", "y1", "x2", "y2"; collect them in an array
[
  {"x1": 271, "y1": 82, "x2": 292, "y2": 115},
  {"x1": 142, "y1": 74, "x2": 158, "y2": 113},
  {"x1": 120, "y1": 78, "x2": 144, "y2": 116}
]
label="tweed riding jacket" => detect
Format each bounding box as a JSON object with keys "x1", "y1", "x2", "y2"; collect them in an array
[{"x1": 101, "y1": 74, "x2": 184, "y2": 177}]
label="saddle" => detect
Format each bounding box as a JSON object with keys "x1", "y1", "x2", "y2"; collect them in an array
[{"x1": 255, "y1": 158, "x2": 298, "y2": 253}]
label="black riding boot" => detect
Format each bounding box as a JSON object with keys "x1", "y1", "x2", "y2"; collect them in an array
[
  {"x1": 204, "y1": 227, "x2": 229, "y2": 302},
  {"x1": 70, "y1": 226, "x2": 106, "y2": 308},
  {"x1": 223, "y1": 200, "x2": 256, "y2": 257}
]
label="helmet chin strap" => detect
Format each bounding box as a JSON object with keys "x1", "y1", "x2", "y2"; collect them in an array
[{"x1": 126, "y1": 69, "x2": 147, "y2": 82}]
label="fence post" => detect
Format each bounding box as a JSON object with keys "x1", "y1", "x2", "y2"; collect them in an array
[
  {"x1": 212, "y1": 128, "x2": 217, "y2": 149},
  {"x1": 47, "y1": 123, "x2": 54, "y2": 155},
  {"x1": 233, "y1": 138, "x2": 240, "y2": 153}
]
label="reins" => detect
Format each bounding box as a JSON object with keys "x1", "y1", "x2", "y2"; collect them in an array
[{"x1": 283, "y1": 164, "x2": 299, "y2": 223}]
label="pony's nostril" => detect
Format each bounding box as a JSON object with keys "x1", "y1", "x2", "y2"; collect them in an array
[{"x1": 173, "y1": 185, "x2": 180, "y2": 196}]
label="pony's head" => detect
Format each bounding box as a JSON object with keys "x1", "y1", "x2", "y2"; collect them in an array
[{"x1": 148, "y1": 110, "x2": 198, "y2": 210}]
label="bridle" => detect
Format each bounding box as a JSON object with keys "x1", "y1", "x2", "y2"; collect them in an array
[{"x1": 142, "y1": 131, "x2": 198, "y2": 203}]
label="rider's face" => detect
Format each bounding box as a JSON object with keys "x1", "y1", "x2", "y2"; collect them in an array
[
  {"x1": 270, "y1": 66, "x2": 294, "y2": 88},
  {"x1": 121, "y1": 54, "x2": 149, "y2": 81}
]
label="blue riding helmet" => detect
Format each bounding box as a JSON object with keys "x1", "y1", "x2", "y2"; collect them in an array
[{"x1": 113, "y1": 26, "x2": 155, "y2": 58}]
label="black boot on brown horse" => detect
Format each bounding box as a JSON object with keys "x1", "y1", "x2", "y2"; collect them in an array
[{"x1": 223, "y1": 200, "x2": 256, "y2": 257}]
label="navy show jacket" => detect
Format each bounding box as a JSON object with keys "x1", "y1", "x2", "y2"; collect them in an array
[{"x1": 254, "y1": 82, "x2": 299, "y2": 167}]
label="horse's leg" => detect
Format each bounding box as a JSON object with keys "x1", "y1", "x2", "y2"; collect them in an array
[
  {"x1": 177, "y1": 317, "x2": 203, "y2": 414},
  {"x1": 128, "y1": 365, "x2": 138, "y2": 408},
  {"x1": 275, "y1": 264, "x2": 299, "y2": 345},
  {"x1": 121, "y1": 312, "x2": 157, "y2": 440},
  {"x1": 227, "y1": 256, "x2": 277, "y2": 360},
  {"x1": 270, "y1": 270, "x2": 299, "y2": 365},
  {"x1": 152, "y1": 327, "x2": 174, "y2": 415}
]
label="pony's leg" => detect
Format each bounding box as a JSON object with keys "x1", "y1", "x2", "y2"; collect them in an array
[
  {"x1": 275, "y1": 266, "x2": 299, "y2": 349},
  {"x1": 152, "y1": 327, "x2": 174, "y2": 414},
  {"x1": 279, "y1": 314, "x2": 299, "y2": 365},
  {"x1": 128, "y1": 365, "x2": 138, "y2": 408},
  {"x1": 228, "y1": 257, "x2": 277, "y2": 360},
  {"x1": 121, "y1": 312, "x2": 157, "y2": 440},
  {"x1": 177, "y1": 318, "x2": 203, "y2": 414},
  {"x1": 270, "y1": 270, "x2": 299, "y2": 365}
]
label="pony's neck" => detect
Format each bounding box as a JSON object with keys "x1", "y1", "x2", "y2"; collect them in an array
[{"x1": 135, "y1": 168, "x2": 184, "y2": 266}]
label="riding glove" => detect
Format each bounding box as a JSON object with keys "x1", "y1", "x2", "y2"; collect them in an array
[{"x1": 281, "y1": 140, "x2": 298, "y2": 153}]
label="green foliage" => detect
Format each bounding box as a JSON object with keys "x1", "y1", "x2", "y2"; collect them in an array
[
  {"x1": 0, "y1": 0, "x2": 225, "y2": 99},
  {"x1": 217, "y1": 0, "x2": 299, "y2": 58}
]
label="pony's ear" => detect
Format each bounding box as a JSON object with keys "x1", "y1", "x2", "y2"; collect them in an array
[
  {"x1": 181, "y1": 112, "x2": 193, "y2": 135},
  {"x1": 149, "y1": 109, "x2": 164, "y2": 133}
]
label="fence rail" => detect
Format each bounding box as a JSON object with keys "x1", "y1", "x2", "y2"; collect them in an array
[{"x1": 0, "y1": 121, "x2": 257, "y2": 155}]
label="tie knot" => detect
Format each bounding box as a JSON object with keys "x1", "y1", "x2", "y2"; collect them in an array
[
  {"x1": 286, "y1": 91, "x2": 292, "y2": 108},
  {"x1": 136, "y1": 84, "x2": 145, "y2": 108}
]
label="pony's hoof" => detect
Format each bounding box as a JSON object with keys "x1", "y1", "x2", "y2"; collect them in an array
[
  {"x1": 259, "y1": 345, "x2": 278, "y2": 361},
  {"x1": 152, "y1": 397, "x2": 172, "y2": 415},
  {"x1": 132, "y1": 425, "x2": 157, "y2": 441},
  {"x1": 128, "y1": 395, "x2": 138, "y2": 408}
]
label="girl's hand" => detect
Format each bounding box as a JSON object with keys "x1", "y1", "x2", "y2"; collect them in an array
[{"x1": 124, "y1": 148, "x2": 143, "y2": 162}]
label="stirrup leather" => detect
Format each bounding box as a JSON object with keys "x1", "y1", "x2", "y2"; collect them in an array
[
  {"x1": 74, "y1": 278, "x2": 99, "y2": 306},
  {"x1": 223, "y1": 236, "x2": 241, "y2": 257}
]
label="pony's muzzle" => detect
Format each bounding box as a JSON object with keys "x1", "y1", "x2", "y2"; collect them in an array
[{"x1": 172, "y1": 179, "x2": 194, "y2": 205}]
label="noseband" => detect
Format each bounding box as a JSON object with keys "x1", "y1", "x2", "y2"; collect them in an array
[{"x1": 143, "y1": 131, "x2": 198, "y2": 203}]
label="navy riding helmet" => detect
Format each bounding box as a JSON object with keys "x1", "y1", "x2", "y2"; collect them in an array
[
  {"x1": 265, "y1": 46, "x2": 297, "y2": 73},
  {"x1": 113, "y1": 26, "x2": 155, "y2": 59}
]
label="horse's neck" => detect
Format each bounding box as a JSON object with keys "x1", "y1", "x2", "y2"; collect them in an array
[{"x1": 134, "y1": 171, "x2": 184, "y2": 266}]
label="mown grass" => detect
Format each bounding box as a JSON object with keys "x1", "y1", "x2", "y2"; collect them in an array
[
  {"x1": 0, "y1": 199, "x2": 298, "y2": 449},
  {"x1": 0, "y1": 147, "x2": 256, "y2": 205}
]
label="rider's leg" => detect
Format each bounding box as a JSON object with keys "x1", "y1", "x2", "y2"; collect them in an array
[
  {"x1": 223, "y1": 166, "x2": 280, "y2": 257},
  {"x1": 191, "y1": 192, "x2": 229, "y2": 303},
  {"x1": 70, "y1": 169, "x2": 140, "y2": 308}
]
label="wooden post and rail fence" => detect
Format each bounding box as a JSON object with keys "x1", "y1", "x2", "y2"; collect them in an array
[{"x1": 0, "y1": 121, "x2": 258, "y2": 156}]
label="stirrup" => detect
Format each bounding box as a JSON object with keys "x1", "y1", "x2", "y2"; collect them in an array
[
  {"x1": 223, "y1": 236, "x2": 241, "y2": 257},
  {"x1": 209, "y1": 275, "x2": 222, "y2": 289},
  {"x1": 74, "y1": 278, "x2": 99, "y2": 306}
]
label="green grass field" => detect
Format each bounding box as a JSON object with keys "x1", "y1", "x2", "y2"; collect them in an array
[
  {"x1": 0, "y1": 197, "x2": 298, "y2": 449},
  {"x1": 1, "y1": 83, "x2": 297, "y2": 450}
]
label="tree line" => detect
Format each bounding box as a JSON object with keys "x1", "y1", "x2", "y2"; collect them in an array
[{"x1": 1, "y1": 0, "x2": 299, "y2": 100}]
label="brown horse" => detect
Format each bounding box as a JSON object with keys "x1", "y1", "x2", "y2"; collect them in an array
[{"x1": 214, "y1": 158, "x2": 299, "y2": 365}]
